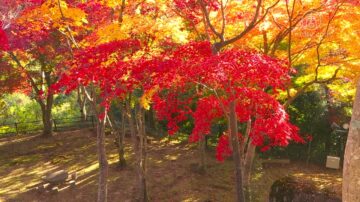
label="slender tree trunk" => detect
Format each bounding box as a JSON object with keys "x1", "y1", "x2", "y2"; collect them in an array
[
  {"x1": 40, "y1": 93, "x2": 54, "y2": 137},
  {"x1": 80, "y1": 101, "x2": 87, "y2": 121},
  {"x1": 146, "y1": 107, "x2": 156, "y2": 132},
  {"x1": 107, "y1": 106, "x2": 126, "y2": 167},
  {"x1": 97, "y1": 112, "x2": 108, "y2": 202},
  {"x1": 117, "y1": 111, "x2": 126, "y2": 168},
  {"x1": 324, "y1": 86, "x2": 334, "y2": 159},
  {"x1": 126, "y1": 100, "x2": 148, "y2": 201},
  {"x1": 138, "y1": 107, "x2": 148, "y2": 201},
  {"x1": 78, "y1": 87, "x2": 87, "y2": 121},
  {"x1": 243, "y1": 143, "x2": 255, "y2": 201},
  {"x1": 85, "y1": 85, "x2": 109, "y2": 202},
  {"x1": 41, "y1": 105, "x2": 52, "y2": 136},
  {"x1": 198, "y1": 137, "x2": 206, "y2": 173},
  {"x1": 343, "y1": 80, "x2": 360, "y2": 202},
  {"x1": 40, "y1": 69, "x2": 54, "y2": 137},
  {"x1": 80, "y1": 106, "x2": 87, "y2": 121},
  {"x1": 241, "y1": 119, "x2": 254, "y2": 202},
  {"x1": 229, "y1": 101, "x2": 245, "y2": 202}
]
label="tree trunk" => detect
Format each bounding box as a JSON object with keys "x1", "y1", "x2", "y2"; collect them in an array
[
  {"x1": 229, "y1": 101, "x2": 245, "y2": 202},
  {"x1": 41, "y1": 70, "x2": 54, "y2": 137},
  {"x1": 78, "y1": 87, "x2": 87, "y2": 121},
  {"x1": 324, "y1": 86, "x2": 334, "y2": 159},
  {"x1": 198, "y1": 137, "x2": 206, "y2": 173},
  {"x1": 126, "y1": 100, "x2": 148, "y2": 201},
  {"x1": 343, "y1": 80, "x2": 360, "y2": 202},
  {"x1": 41, "y1": 105, "x2": 52, "y2": 137},
  {"x1": 146, "y1": 107, "x2": 156, "y2": 132},
  {"x1": 242, "y1": 118, "x2": 254, "y2": 202},
  {"x1": 80, "y1": 101, "x2": 87, "y2": 121},
  {"x1": 97, "y1": 112, "x2": 109, "y2": 202},
  {"x1": 138, "y1": 107, "x2": 148, "y2": 202},
  {"x1": 243, "y1": 144, "x2": 255, "y2": 201},
  {"x1": 117, "y1": 111, "x2": 126, "y2": 168},
  {"x1": 40, "y1": 93, "x2": 53, "y2": 137}
]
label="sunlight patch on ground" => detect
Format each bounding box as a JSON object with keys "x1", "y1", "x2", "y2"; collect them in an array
[
  {"x1": 79, "y1": 163, "x2": 98, "y2": 175},
  {"x1": 0, "y1": 162, "x2": 58, "y2": 197},
  {"x1": 164, "y1": 154, "x2": 180, "y2": 161},
  {"x1": 0, "y1": 130, "x2": 343, "y2": 201},
  {"x1": 293, "y1": 172, "x2": 305, "y2": 176},
  {"x1": 36, "y1": 144, "x2": 57, "y2": 150},
  {"x1": 147, "y1": 157, "x2": 163, "y2": 164},
  {"x1": 75, "y1": 173, "x2": 97, "y2": 186},
  {"x1": 182, "y1": 197, "x2": 200, "y2": 202}
]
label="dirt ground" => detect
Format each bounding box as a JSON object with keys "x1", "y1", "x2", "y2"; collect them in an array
[{"x1": 0, "y1": 129, "x2": 342, "y2": 202}]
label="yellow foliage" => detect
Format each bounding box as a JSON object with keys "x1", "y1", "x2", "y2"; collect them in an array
[
  {"x1": 15, "y1": 0, "x2": 87, "y2": 35},
  {"x1": 140, "y1": 86, "x2": 159, "y2": 110},
  {"x1": 95, "y1": 23, "x2": 129, "y2": 44}
]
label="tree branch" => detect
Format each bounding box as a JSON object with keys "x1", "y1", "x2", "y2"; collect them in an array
[
  {"x1": 315, "y1": 3, "x2": 342, "y2": 81},
  {"x1": 199, "y1": 0, "x2": 224, "y2": 41},
  {"x1": 8, "y1": 51, "x2": 45, "y2": 105},
  {"x1": 119, "y1": 0, "x2": 126, "y2": 25},
  {"x1": 269, "y1": 5, "x2": 323, "y2": 56},
  {"x1": 213, "y1": 0, "x2": 281, "y2": 52},
  {"x1": 284, "y1": 67, "x2": 341, "y2": 108}
]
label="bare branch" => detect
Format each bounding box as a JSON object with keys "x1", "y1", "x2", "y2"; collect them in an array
[
  {"x1": 192, "y1": 80, "x2": 229, "y2": 117},
  {"x1": 199, "y1": 0, "x2": 224, "y2": 41},
  {"x1": 84, "y1": 86, "x2": 94, "y2": 103},
  {"x1": 269, "y1": 5, "x2": 323, "y2": 56},
  {"x1": 172, "y1": 7, "x2": 205, "y2": 40},
  {"x1": 284, "y1": 67, "x2": 341, "y2": 108},
  {"x1": 8, "y1": 52, "x2": 40, "y2": 94},
  {"x1": 119, "y1": 0, "x2": 126, "y2": 24},
  {"x1": 220, "y1": 0, "x2": 226, "y2": 37},
  {"x1": 315, "y1": 3, "x2": 342, "y2": 81},
  {"x1": 214, "y1": 0, "x2": 281, "y2": 52},
  {"x1": 57, "y1": 0, "x2": 79, "y2": 48}
]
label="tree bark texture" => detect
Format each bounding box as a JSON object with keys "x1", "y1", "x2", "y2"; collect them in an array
[
  {"x1": 40, "y1": 100, "x2": 53, "y2": 137},
  {"x1": 229, "y1": 101, "x2": 245, "y2": 202},
  {"x1": 97, "y1": 113, "x2": 109, "y2": 202},
  {"x1": 198, "y1": 137, "x2": 207, "y2": 173},
  {"x1": 242, "y1": 119, "x2": 255, "y2": 201},
  {"x1": 343, "y1": 80, "x2": 360, "y2": 202},
  {"x1": 126, "y1": 100, "x2": 148, "y2": 201},
  {"x1": 40, "y1": 71, "x2": 54, "y2": 137},
  {"x1": 78, "y1": 86, "x2": 87, "y2": 121},
  {"x1": 117, "y1": 111, "x2": 126, "y2": 167}
]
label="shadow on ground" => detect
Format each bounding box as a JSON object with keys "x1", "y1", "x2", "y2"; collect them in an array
[{"x1": 0, "y1": 130, "x2": 342, "y2": 202}]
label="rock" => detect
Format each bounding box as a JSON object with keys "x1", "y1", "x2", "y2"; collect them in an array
[
  {"x1": 51, "y1": 186, "x2": 59, "y2": 194},
  {"x1": 269, "y1": 176, "x2": 341, "y2": 202},
  {"x1": 44, "y1": 170, "x2": 68, "y2": 184},
  {"x1": 42, "y1": 183, "x2": 51, "y2": 190},
  {"x1": 68, "y1": 180, "x2": 76, "y2": 188}
]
